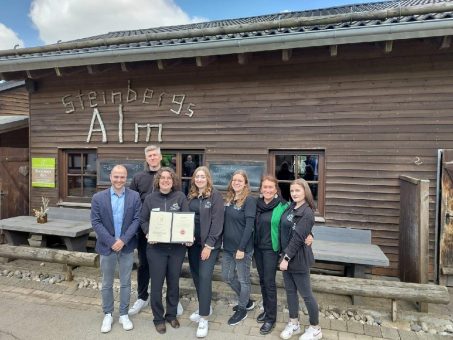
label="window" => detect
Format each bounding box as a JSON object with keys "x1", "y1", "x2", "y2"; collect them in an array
[
  {"x1": 270, "y1": 150, "x2": 325, "y2": 215},
  {"x1": 60, "y1": 149, "x2": 97, "y2": 203},
  {"x1": 161, "y1": 151, "x2": 204, "y2": 194}
]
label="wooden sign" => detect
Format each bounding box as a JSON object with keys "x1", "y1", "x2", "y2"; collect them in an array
[{"x1": 209, "y1": 161, "x2": 265, "y2": 191}]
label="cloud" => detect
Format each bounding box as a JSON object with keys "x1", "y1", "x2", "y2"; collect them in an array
[
  {"x1": 0, "y1": 23, "x2": 24, "y2": 50},
  {"x1": 29, "y1": 0, "x2": 206, "y2": 45}
]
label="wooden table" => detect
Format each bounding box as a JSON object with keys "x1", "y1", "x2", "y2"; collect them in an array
[
  {"x1": 312, "y1": 239, "x2": 390, "y2": 278},
  {"x1": 0, "y1": 216, "x2": 92, "y2": 252}
]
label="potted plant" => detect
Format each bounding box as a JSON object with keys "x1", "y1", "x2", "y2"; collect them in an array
[{"x1": 33, "y1": 196, "x2": 50, "y2": 223}]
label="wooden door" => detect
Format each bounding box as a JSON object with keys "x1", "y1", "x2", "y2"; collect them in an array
[
  {"x1": 439, "y1": 150, "x2": 453, "y2": 286},
  {"x1": 0, "y1": 147, "x2": 29, "y2": 219}
]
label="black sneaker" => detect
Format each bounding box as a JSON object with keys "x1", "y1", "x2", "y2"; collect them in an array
[
  {"x1": 228, "y1": 308, "x2": 247, "y2": 326},
  {"x1": 232, "y1": 299, "x2": 255, "y2": 311}
]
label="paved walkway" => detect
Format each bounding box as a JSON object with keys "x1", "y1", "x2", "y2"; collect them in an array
[{"x1": 0, "y1": 260, "x2": 451, "y2": 339}]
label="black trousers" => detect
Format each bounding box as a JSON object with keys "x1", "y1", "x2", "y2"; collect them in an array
[
  {"x1": 136, "y1": 229, "x2": 150, "y2": 301},
  {"x1": 188, "y1": 244, "x2": 219, "y2": 317},
  {"x1": 147, "y1": 243, "x2": 186, "y2": 324},
  {"x1": 254, "y1": 247, "x2": 279, "y2": 323}
]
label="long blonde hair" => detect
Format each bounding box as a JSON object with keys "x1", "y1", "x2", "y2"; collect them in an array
[
  {"x1": 290, "y1": 178, "x2": 315, "y2": 210},
  {"x1": 225, "y1": 170, "x2": 251, "y2": 208},
  {"x1": 188, "y1": 166, "x2": 214, "y2": 199}
]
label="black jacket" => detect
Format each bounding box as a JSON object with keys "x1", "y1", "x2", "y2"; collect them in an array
[
  {"x1": 280, "y1": 202, "x2": 315, "y2": 273},
  {"x1": 188, "y1": 189, "x2": 224, "y2": 249},
  {"x1": 223, "y1": 195, "x2": 256, "y2": 253},
  {"x1": 140, "y1": 190, "x2": 189, "y2": 236},
  {"x1": 130, "y1": 169, "x2": 158, "y2": 202}
]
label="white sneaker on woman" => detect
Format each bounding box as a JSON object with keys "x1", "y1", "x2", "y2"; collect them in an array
[
  {"x1": 196, "y1": 318, "x2": 209, "y2": 338},
  {"x1": 128, "y1": 298, "x2": 147, "y2": 315},
  {"x1": 119, "y1": 315, "x2": 134, "y2": 331},
  {"x1": 299, "y1": 326, "x2": 322, "y2": 340},
  {"x1": 100, "y1": 313, "x2": 113, "y2": 333},
  {"x1": 280, "y1": 321, "x2": 301, "y2": 339},
  {"x1": 189, "y1": 306, "x2": 213, "y2": 322}
]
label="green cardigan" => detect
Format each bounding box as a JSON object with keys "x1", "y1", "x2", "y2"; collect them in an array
[{"x1": 270, "y1": 201, "x2": 290, "y2": 252}]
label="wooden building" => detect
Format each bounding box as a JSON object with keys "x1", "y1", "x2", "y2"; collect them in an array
[
  {"x1": 1, "y1": 0, "x2": 453, "y2": 280},
  {"x1": 0, "y1": 81, "x2": 29, "y2": 219}
]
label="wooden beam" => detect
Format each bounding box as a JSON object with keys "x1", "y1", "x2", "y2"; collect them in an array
[
  {"x1": 385, "y1": 40, "x2": 393, "y2": 54},
  {"x1": 120, "y1": 62, "x2": 128, "y2": 72},
  {"x1": 195, "y1": 56, "x2": 216, "y2": 67},
  {"x1": 157, "y1": 59, "x2": 165, "y2": 70},
  {"x1": 282, "y1": 49, "x2": 292, "y2": 62},
  {"x1": 55, "y1": 67, "x2": 62, "y2": 77},
  {"x1": 440, "y1": 36, "x2": 451, "y2": 49},
  {"x1": 237, "y1": 53, "x2": 250, "y2": 65},
  {"x1": 329, "y1": 45, "x2": 338, "y2": 57}
]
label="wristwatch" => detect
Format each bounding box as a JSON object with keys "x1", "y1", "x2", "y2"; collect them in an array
[{"x1": 283, "y1": 254, "x2": 291, "y2": 262}]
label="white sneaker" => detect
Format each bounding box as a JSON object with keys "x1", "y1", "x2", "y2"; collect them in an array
[
  {"x1": 128, "y1": 298, "x2": 147, "y2": 315},
  {"x1": 189, "y1": 306, "x2": 213, "y2": 323},
  {"x1": 299, "y1": 326, "x2": 322, "y2": 340},
  {"x1": 196, "y1": 318, "x2": 209, "y2": 338},
  {"x1": 101, "y1": 313, "x2": 113, "y2": 333},
  {"x1": 177, "y1": 301, "x2": 184, "y2": 316},
  {"x1": 119, "y1": 315, "x2": 134, "y2": 331},
  {"x1": 280, "y1": 321, "x2": 301, "y2": 339}
]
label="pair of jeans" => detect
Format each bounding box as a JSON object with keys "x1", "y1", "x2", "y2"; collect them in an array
[
  {"x1": 147, "y1": 243, "x2": 186, "y2": 325},
  {"x1": 136, "y1": 229, "x2": 150, "y2": 301},
  {"x1": 254, "y1": 248, "x2": 279, "y2": 322},
  {"x1": 282, "y1": 271, "x2": 319, "y2": 325},
  {"x1": 100, "y1": 250, "x2": 134, "y2": 316},
  {"x1": 188, "y1": 244, "x2": 219, "y2": 317},
  {"x1": 221, "y1": 250, "x2": 253, "y2": 309}
]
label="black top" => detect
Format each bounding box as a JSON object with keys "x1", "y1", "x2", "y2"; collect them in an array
[
  {"x1": 279, "y1": 202, "x2": 315, "y2": 273},
  {"x1": 140, "y1": 190, "x2": 189, "y2": 238},
  {"x1": 223, "y1": 195, "x2": 256, "y2": 253},
  {"x1": 255, "y1": 197, "x2": 284, "y2": 250},
  {"x1": 130, "y1": 169, "x2": 158, "y2": 202},
  {"x1": 189, "y1": 198, "x2": 202, "y2": 244},
  {"x1": 187, "y1": 189, "x2": 224, "y2": 249}
]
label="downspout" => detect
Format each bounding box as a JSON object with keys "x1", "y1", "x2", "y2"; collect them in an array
[{"x1": 0, "y1": 3, "x2": 453, "y2": 57}]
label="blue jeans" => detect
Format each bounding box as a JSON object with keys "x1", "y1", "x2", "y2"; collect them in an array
[
  {"x1": 221, "y1": 250, "x2": 253, "y2": 309},
  {"x1": 100, "y1": 251, "x2": 134, "y2": 316}
]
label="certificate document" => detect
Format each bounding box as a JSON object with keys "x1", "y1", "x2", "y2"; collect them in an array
[
  {"x1": 148, "y1": 211, "x2": 173, "y2": 243},
  {"x1": 148, "y1": 211, "x2": 195, "y2": 243},
  {"x1": 171, "y1": 212, "x2": 195, "y2": 243}
]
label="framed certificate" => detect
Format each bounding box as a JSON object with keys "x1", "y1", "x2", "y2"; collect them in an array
[{"x1": 148, "y1": 211, "x2": 194, "y2": 243}]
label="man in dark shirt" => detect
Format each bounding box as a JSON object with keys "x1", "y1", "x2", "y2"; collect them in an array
[{"x1": 128, "y1": 145, "x2": 161, "y2": 315}]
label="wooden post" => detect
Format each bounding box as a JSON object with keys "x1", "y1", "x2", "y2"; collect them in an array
[{"x1": 391, "y1": 299, "x2": 397, "y2": 322}]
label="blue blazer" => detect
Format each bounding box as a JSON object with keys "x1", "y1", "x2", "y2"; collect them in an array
[{"x1": 91, "y1": 187, "x2": 142, "y2": 255}]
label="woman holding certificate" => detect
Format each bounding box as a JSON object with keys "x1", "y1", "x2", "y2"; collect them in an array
[
  {"x1": 140, "y1": 167, "x2": 191, "y2": 334},
  {"x1": 221, "y1": 170, "x2": 257, "y2": 326},
  {"x1": 187, "y1": 166, "x2": 224, "y2": 338}
]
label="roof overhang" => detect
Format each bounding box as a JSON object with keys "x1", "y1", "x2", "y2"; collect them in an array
[
  {"x1": 0, "y1": 115, "x2": 29, "y2": 134},
  {"x1": 0, "y1": 19, "x2": 452, "y2": 73}
]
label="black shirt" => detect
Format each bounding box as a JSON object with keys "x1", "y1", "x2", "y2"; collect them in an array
[
  {"x1": 189, "y1": 197, "x2": 202, "y2": 245},
  {"x1": 130, "y1": 169, "x2": 158, "y2": 202},
  {"x1": 223, "y1": 196, "x2": 256, "y2": 253}
]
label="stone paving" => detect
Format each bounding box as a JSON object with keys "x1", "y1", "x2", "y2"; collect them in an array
[{"x1": 0, "y1": 260, "x2": 452, "y2": 339}]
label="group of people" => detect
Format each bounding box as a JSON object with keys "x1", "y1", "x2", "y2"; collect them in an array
[{"x1": 90, "y1": 145, "x2": 322, "y2": 340}]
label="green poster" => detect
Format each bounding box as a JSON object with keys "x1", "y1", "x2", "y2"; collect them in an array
[{"x1": 32, "y1": 158, "x2": 56, "y2": 188}]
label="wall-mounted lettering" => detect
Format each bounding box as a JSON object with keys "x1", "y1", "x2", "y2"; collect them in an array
[
  {"x1": 87, "y1": 108, "x2": 107, "y2": 143},
  {"x1": 134, "y1": 123, "x2": 163, "y2": 143}
]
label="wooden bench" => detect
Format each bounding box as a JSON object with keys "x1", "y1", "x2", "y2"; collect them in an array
[
  {"x1": 180, "y1": 265, "x2": 449, "y2": 321},
  {"x1": 0, "y1": 244, "x2": 99, "y2": 281},
  {"x1": 0, "y1": 207, "x2": 92, "y2": 252}
]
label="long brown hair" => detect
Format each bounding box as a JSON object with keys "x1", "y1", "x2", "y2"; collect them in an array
[
  {"x1": 188, "y1": 166, "x2": 214, "y2": 199},
  {"x1": 225, "y1": 170, "x2": 251, "y2": 208},
  {"x1": 290, "y1": 178, "x2": 315, "y2": 210},
  {"x1": 153, "y1": 167, "x2": 178, "y2": 191}
]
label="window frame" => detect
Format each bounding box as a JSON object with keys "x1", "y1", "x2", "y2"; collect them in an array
[
  {"x1": 269, "y1": 150, "x2": 325, "y2": 216},
  {"x1": 59, "y1": 148, "x2": 97, "y2": 203},
  {"x1": 160, "y1": 150, "x2": 204, "y2": 191}
]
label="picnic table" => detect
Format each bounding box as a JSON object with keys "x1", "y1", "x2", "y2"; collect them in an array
[{"x1": 0, "y1": 216, "x2": 92, "y2": 252}]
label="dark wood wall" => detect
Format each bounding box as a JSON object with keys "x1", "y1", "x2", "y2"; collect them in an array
[
  {"x1": 0, "y1": 86, "x2": 29, "y2": 116},
  {"x1": 28, "y1": 39, "x2": 453, "y2": 277}
]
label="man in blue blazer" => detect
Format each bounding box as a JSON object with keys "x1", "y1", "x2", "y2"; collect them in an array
[{"x1": 91, "y1": 164, "x2": 142, "y2": 333}]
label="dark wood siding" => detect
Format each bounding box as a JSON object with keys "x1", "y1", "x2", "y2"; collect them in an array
[
  {"x1": 0, "y1": 86, "x2": 29, "y2": 116},
  {"x1": 28, "y1": 40, "x2": 453, "y2": 277}
]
